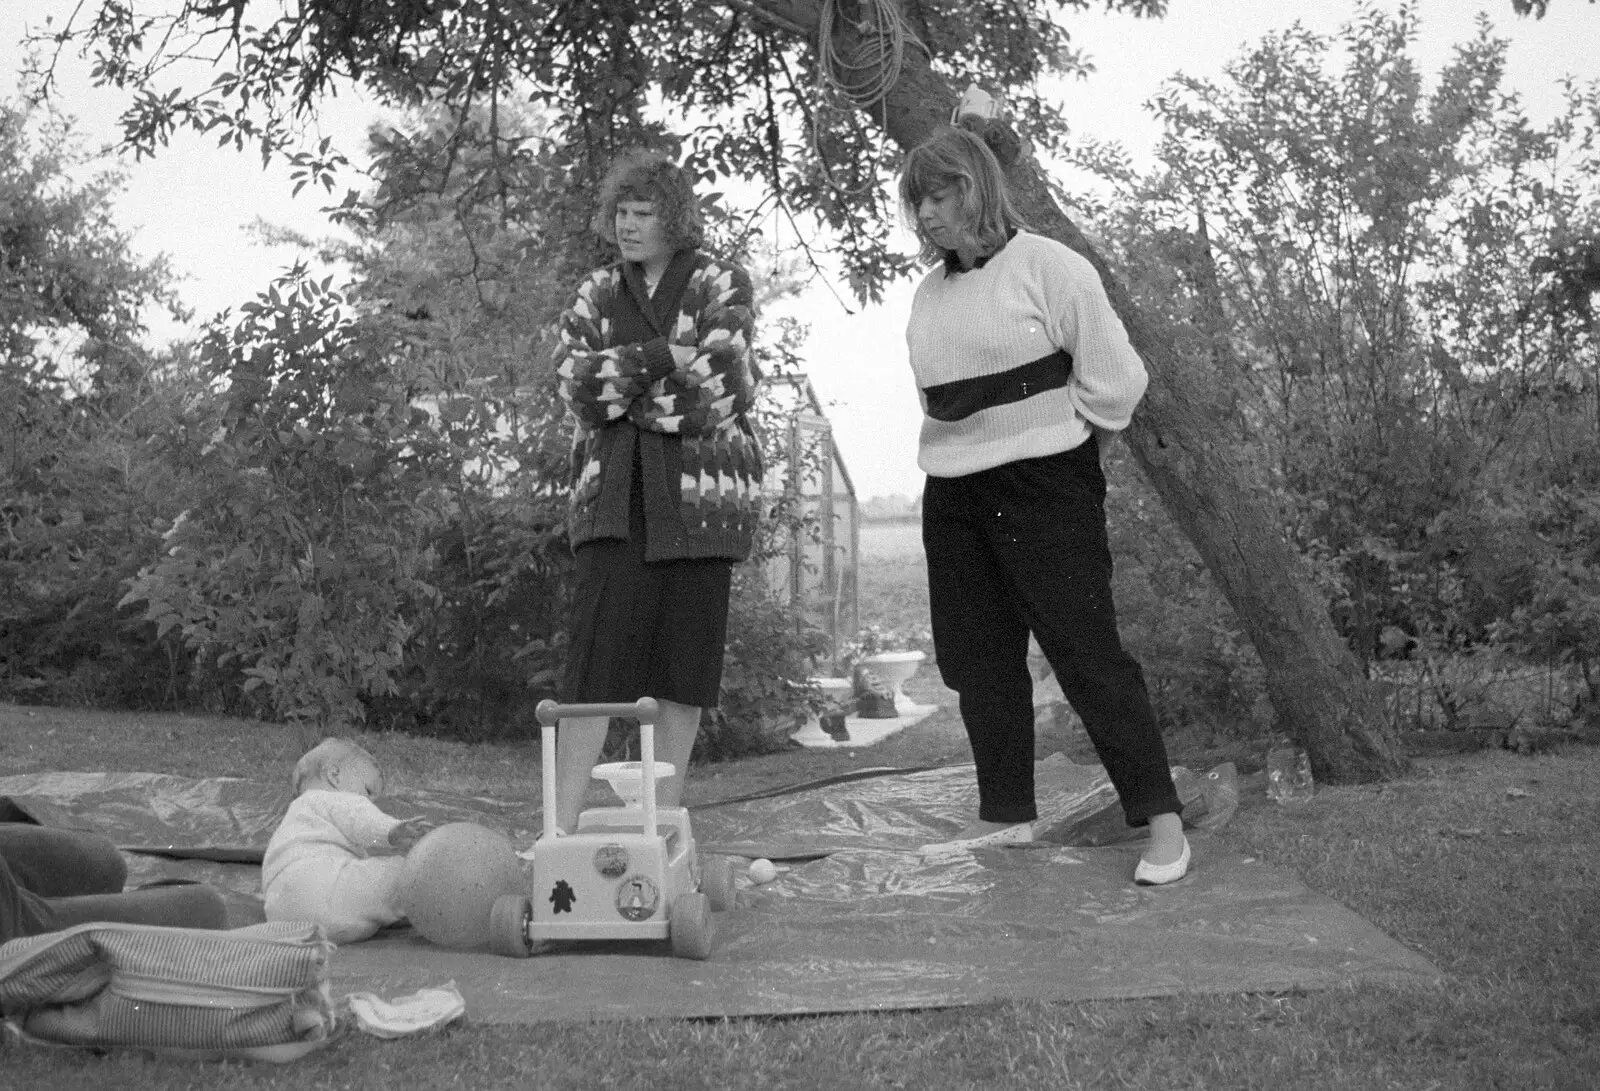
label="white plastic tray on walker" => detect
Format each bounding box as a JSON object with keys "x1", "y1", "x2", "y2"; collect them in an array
[{"x1": 591, "y1": 760, "x2": 676, "y2": 807}]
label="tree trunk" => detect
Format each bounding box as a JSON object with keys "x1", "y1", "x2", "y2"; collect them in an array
[{"x1": 826, "y1": 13, "x2": 1408, "y2": 781}]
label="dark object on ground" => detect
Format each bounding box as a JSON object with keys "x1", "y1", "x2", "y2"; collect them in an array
[
  {"x1": 0, "y1": 814, "x2": 227, "y2": 943},
  {"x1": 853, "y1": 667, "x2": 899, "y2": 719}
]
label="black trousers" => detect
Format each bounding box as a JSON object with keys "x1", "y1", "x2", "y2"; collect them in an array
[
  {"x1": 922, "y1": 438, "x2": 1182, "y2": 826},
  {"x1": 0, "y1": 825, "x2": 124, "y2": 941},
  {"x1": 0, "y1": 820, "x2": 228, "y2": 944}
]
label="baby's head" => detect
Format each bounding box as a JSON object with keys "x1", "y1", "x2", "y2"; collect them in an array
[{"x1": 292, "y1": 737, "x2": 384, "y2": 798}]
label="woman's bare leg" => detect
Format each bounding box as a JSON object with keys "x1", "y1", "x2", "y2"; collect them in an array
[
  {"x1": 651, "y1": 699, "x2": 702, "y2": 809},
  {"x1": 553, "y1": 715, "x2": 610, "y2": 833},
  {"x1": 551, "y1": 701, "x2": 702, "y2": 831}
]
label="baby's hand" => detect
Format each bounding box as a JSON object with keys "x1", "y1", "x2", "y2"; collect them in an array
[{"x1": 388, "y1": 817, "x2": 428, "y2": 851}]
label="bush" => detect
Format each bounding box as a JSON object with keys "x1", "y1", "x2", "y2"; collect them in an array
[
  {"x1": 0, "y1": 355, "x2": 193, "y2": 709},
  {"x1": 705, "y1": 563, "x2": 832, "y2": 761},
  {"x1": 120, "y1": 274, "x2": 450, "y2": 730},
  {"x1": 1490, "y1": 485, "x2": 1600, "y2": 708},
  {"x1": 371, "y1": 487, "x2": 571, "y2": 741},
  {"x1": 1104, "y1": 448, "x2": 1267, "y2": 735}
]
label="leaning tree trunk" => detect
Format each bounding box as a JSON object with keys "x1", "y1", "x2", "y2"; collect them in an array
[{"x1": 820, "y1": 14, "x2": 1408, "y2": 782}]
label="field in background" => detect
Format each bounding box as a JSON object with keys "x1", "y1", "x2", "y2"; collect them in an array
[
  {"x1": 859, "y1": 519, "x2": 923, "y2": 561},
  {"x1": 856, "y1": 521, "x2": 930, "y2": 648}
]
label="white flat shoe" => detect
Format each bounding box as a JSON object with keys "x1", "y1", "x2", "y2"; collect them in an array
[
  {"x1": 1134, "y1": 835, "x2": 1191, "y2": 886},
  {"x1": 919, "y1": 821, "x2": 1035, "y2": 854}
]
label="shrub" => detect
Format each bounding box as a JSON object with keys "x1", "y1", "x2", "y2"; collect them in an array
[
  {"x1": 704, "y1": 563, "x2": 832, "y2": 761},
  {"x1": 1490, "y1": 485, "x2": 1600, "y2": 708},
  {"x1": 373, "y1": 485, "x2": 571, "y2": 741},
  {"x1": 120, "y1": 273, "x2": 449, "y2": 730},
  {"x1": 0, "y1": 354, "x2": 195, "y2": 709},
  {"x1": 1104, "y1": 448, "x2": 1267, "y2": 735},
  {"x1": 837, "y1": 622, "x2": 933, "y2": 676}
]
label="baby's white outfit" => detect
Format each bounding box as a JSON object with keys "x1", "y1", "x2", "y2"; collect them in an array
[{"x1": 262, "y1": 789, "x2": 407, "y2": 943}]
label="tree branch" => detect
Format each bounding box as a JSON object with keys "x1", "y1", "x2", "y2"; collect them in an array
[{"x1": 720, "y1": 0, "x2": 819, "y2": 39}]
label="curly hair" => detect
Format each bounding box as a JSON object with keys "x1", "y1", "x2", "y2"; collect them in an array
[
  {"x1": 593, "y1": 149, "x2": 705, "y2": 251},
  {"x1": 898, "y1": 123, "x2": 1026, "y2": 265}
]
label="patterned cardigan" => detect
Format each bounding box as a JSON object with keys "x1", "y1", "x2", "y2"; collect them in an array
[{"x1": 554, "y1": 248, "x2": 765, "y2": 563}]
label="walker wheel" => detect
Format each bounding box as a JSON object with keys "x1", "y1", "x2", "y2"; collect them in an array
[
  {"x1": 668, "y1": 892, "x2": 715, "y2": 960},
  {"x1": 488, "y1": 893, "x2": 534, "y2": 958},
  {"x1": 700, "y1": 853, "x2": 737, "y2": 913}
]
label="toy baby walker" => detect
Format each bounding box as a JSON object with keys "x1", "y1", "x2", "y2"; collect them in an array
[{"x1": 489, "y1": 697, "x2": 736, "y2": 961}]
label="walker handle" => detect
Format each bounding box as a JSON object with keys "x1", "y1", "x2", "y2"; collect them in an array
[{"x1": 534, "y1": 697, "x2": 660, "y2": 727}]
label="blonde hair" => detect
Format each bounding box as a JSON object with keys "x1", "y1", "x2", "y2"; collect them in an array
[
  {"x1": 292, "y1": 737, "x2": 384, "y2": 796},
  {"x1": 897, "y1": 124, "x2": 1026, "y2": 265}
]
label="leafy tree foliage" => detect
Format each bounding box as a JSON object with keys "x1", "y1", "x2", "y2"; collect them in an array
[
  {"x1": 119, "y1": 271, "x2": 460, "y2": 729},
  {"x1": 1511, "y1": 0, "x2": 1597, "y2": 17},
  {"x1": 35, "y1": 0, "x2": 1521, "y2": 777},
  {"x1": 328, "y1": 106, "x2": 578, "y2": 736},
  {"x1": 1073, "y1": 9, "x2": 1600, "y2": 720},
  {"x1": 0, "y1": 104, "x2": 179, "y2": 366},
  {"x1": 0, "y1": 102, "x2": 193, "y2": 705},
  {"x1": 106, "y1": 98, "x2": 579, "y2": 733},
  {"x1": 29, "y1": 0, "x2": 1169, "y2": 302}
]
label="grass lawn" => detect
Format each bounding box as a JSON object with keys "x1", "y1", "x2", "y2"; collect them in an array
[
  {"x1": 3, "y1": 524, "x2": 1598, "y2": 1088},
  {"x1": 5, "y1": 711, "x2": 1596, "y2": 1089}
]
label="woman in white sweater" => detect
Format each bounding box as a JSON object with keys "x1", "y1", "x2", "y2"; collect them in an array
[{"x1": 897, "y1": 125, "x2": 1188, "y2": 885}]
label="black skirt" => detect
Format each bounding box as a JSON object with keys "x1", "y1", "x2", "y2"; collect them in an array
[{"x1": 558, "y1": 522, "x2": 733, "y2": 710}]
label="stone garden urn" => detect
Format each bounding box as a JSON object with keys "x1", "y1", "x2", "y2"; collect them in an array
[
  {"x1": 856, "y1": 650, "x2": 926, "y2": 716},
  {"x1": 791, "y1": 676, "x2": 858, "y2": 745}
]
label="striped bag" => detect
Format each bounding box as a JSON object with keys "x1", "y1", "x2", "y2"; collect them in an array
[{"x1": 0, "y1": 920, "x2": 336, "y2": 1061}]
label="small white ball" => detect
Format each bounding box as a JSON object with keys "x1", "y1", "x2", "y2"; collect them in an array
[{"x1": 748, "y1": 858, "x2": 778, "y2": 884}]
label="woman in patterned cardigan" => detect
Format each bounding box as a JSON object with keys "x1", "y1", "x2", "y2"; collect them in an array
[{"x1": 549, "y1": 150, "x2": 764, "y2": 831}]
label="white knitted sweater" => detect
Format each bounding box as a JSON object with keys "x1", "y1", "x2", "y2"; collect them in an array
[{"x1": 904, "y1": 231, "x2": 1147, "y2": 478}]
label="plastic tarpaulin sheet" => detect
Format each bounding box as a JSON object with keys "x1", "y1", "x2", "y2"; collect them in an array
[
  {"x1": 0, "y1": 772, "x2": 541, "y2": 926},
  {"x1": 0, "y1": 762, "x2": 1442, "y2": 1022},
  {"x1": 689, "y1": 757, "x2": 1239, "y2": 858}
]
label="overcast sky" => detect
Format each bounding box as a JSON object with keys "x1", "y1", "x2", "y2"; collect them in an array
[{"x1": 5, "y1": 1, "x2": 1597, "y2": 499}]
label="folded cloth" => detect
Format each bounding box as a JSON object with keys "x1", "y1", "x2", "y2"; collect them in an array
[{"x1": 345, "y1": 983, "x2": 467, "y2": 1038}]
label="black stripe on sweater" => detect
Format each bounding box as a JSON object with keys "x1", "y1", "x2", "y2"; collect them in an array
[{"x1": 922, "y1": 350, "x2": 1074, "y2": 422}]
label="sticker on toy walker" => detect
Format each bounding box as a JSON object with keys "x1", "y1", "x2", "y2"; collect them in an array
[
  {"x1": 548, "y1": 879, "x2": 577, "y2": 914},
  {"x1": 593, "y1": 843, "x2": 630, "y2": 879},
  {"x1": 615, "y1": 875, "x2": 660, "y2": 921}
]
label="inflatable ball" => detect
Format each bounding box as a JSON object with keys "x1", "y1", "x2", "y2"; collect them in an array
[{"x1": 401, "y1": 822, "x2": 526, "y2": 950}]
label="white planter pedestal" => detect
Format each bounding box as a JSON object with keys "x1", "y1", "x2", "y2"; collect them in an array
[
  {"x1": 857, "y1": 650, "x2": 932, "y2": 716},
  {"x1": 790, "y1": 660, "x2": 939, "y2": 750},
  {"x1": 790, "y1": 677, "x2": 857, "y2": 747}
]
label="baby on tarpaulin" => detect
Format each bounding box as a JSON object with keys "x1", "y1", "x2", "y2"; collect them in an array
[{"x1": 262, "y1": 737, "x2": 426, "y2": 944}]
